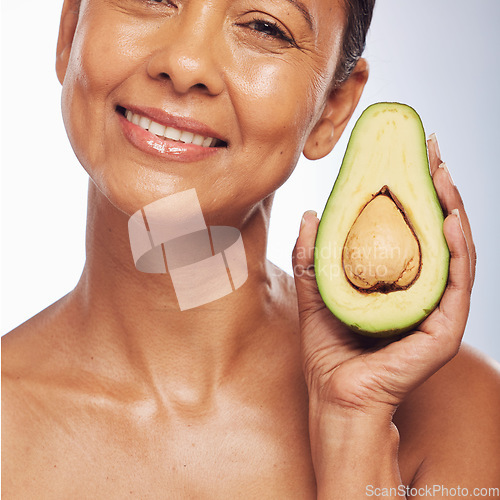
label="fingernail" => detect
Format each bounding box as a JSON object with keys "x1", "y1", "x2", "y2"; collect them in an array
[
  {"x1": 451, "y1": 207, "x2": 464, "y2": 229},
  {"x1": 301, "y1": 210, "x2": 318, "y2": 229},
  {"x1": 451, "y1": 208, "x2": 463, "y2": 227},
  {"x1": 429, "y1": 133, "x2": 442, "y2": 160},
  {"x1": 439, "y1": 162, "x2": 455, "y2": 186}
]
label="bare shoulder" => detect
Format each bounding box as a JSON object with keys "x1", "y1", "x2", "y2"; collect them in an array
[
  {"x1": 1, "y1": 295, "x2": 107, "y2": 497},
  {"x1": 395, "y1": 343, "x2": 500, "y2": 489},
  {"x1": 2, "y1": 311, "x2": 54, "y2": 494},
  {"x1": 2, "y1": 297, "x2": 77, "y2": 474},
  {"x1": 2, "y1": 295, "x2": 73, "y2": 380}
]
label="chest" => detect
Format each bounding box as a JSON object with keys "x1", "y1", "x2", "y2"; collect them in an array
[{"x1": 7, "y1": 404, "x2": 317, "y2": 499}]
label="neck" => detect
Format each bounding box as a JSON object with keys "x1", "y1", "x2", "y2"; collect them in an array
[{"x1": 70, "y1": 181, "x2": 287, "y2": 407}]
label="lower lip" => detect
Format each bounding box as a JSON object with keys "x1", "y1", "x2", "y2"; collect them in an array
[{"x1": 118, "y1": 112, "x2": 222, "y2": 162}]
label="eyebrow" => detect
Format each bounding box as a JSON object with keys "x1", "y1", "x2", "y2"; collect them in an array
[{"x1": 284, "y1": 0, "x2": 314, "y2": 31}]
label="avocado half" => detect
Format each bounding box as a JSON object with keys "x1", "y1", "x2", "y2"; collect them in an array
[{"x1": 314, "y1": 102, "x2": 449, "y2": 337}]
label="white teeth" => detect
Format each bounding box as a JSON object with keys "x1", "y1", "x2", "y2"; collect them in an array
[
  {"x1": 139, "y1": 116, "x2": 151, "y2": 130},
  {"x1": 164, "y1": 126, "x2": 181, "y2": 141},
  {"x1": 124, "y1": 109, "x2": 219, "y2": 147},
  {"x1": 149, "y1": 121, "x2": 166, "y2": 137},
  {"x1": 192, "y1": 134, "x2": 204, "y2": 146},
  {"x1": 179, "y1": 131, "x2": 194, "y2": 144}
]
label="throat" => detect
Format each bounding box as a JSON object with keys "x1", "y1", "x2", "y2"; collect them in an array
[{"x1": 77, "y1": 182, "x2": 279, "y2": 404}]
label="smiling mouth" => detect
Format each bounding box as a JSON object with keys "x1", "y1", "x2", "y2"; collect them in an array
[{"x1": 116, "y1": 106, "x2": 227, "y2": 147}]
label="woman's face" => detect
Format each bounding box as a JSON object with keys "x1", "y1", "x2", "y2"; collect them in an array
[{"x1": 57, "y1": 0, "x2": 360, "y2": 221}]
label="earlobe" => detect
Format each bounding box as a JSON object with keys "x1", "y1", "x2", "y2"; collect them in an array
[
  {"x1": 302, "y1": 119, "x2": 335, "y2": 161},
  {"x1": 303, "y1": 117, "x2": 337, "y2": 160},
  {"x1": 56, "y1": 0, "x2": 80, "y2": 85},
  {"x1": 303, "y1": 58, "x2": 369, "y2": 161}
]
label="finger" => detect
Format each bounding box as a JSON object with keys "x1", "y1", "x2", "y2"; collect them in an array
[
  {"x1": 292, "y1": 210, "x2": 324, "y2": 316},
  {"x1": 429, "y1": 133, "x2": 475, "y2": 285},
  {"x1": 427, "y1": 133, "x2": 443, "y2": 175},
  {"x1": 293, "y1": 211, "x2": 370, "y2": 360},
  {"x1": 367, "y1": 211, "x2": 472, "y2": 398},
  {"x1": 432, "y1": 162, "x2": 476, "y2": 285},
  {"x1": 419, "y1": 210, "x2": 471, "y2": 354}
]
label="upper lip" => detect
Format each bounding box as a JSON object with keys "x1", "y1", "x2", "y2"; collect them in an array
[{"x1": 117, "y1": 104, "x2": 228, "y2": 145}]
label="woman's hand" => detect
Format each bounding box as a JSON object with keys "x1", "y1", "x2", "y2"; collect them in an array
[
  {"x1": 293, "y1": 135, "x2": 476, "y2": 498},
  {"x1": 293, "y1": 134, "x2": 476, "y2": 417}
]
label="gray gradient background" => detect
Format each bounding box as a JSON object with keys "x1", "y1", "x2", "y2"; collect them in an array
[{"x1": 2, "y1": 1, "x2": 499, "y2": 363}]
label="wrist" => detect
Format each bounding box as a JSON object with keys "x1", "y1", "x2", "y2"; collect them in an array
[
  {"x1": 309, "y1": 392, "x2": 397, "y2": 425},
  {"x1": 309, "y1": 400, "x2": 402, "y2": 500},
  {"x1": 309, "y1": 399, "x2": 400, "y2": 458}
]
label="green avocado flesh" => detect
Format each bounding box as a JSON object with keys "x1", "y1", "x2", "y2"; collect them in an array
[{"x1": 314, "y1": 102, "x2": 449, "y2": 337}]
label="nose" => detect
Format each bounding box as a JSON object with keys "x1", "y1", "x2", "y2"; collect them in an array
[{"x1": 146, "y1": 7, "x2": 225, "y2": 96}]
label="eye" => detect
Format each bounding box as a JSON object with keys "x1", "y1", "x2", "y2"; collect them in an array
[
  {"x1": 244, "y1": 18, "x2": 295, "y2": 45},
  {"x1": 147, "y1": 0, "x2": 178, "y2": 7}
]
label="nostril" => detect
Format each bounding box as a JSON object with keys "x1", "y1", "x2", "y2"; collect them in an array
[{"x1": 158, "y1": 72, "x2": 209, "y2": 93}]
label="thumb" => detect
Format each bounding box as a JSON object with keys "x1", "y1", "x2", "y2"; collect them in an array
[{"x1": 292, "y1": 210, "x2": 325, "y2": 317}]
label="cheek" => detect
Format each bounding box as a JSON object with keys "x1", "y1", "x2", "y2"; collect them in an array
[
  {"x1": 232, "y1": 60, "x2": 320, "y2": 148},
  {"x1": 69, "y1": 6, "x2": 148, "y2": 90},
  {"x1": 61, "y1": 13, "x2": 147, "y2": 170},
  {"x1": 220, "y1": 58, "x2": 327, "y2": 204},
  {"x1": 226, "y1": 51, "x2": 334, "y2": 210}
]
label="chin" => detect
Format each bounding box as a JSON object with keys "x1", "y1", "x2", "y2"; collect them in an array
[{"x1": 89, "y1": 171, "x2": 183, "y2": 218}]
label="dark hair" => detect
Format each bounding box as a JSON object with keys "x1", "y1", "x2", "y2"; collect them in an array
[{"x1": 335, "y1": 0, "x2": 376, "y2": 85}]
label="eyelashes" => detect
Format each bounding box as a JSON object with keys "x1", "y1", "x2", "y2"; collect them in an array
[
  {"x1": 148, "y1": 0, "x2": 177, "y2": 5},
  {"x1": 242, "y1": 18, "x2": 295, "y2": 45},
  {"x1": 139, "y1": 1, "x2": 297, "y2": 47}
]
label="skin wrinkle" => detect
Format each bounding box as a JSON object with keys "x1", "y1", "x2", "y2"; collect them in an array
[
  {"x1": 71, "y1": 0, "x2": 357, "y2": 84},
  {"x1": 5, "y1": 0, "x2": 492, "y2": 498},
  {"x1": 2, "y1": 1, "x2": 498, "y2": 499},
  {"x1": 283, "y1": 0, "x2": 315, "y2": 30}
]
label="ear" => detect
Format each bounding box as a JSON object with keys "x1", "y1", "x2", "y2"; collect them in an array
[
  {"x1": 303, "y1": 58, "x2": 369, "y2": 160},
  {"x1": 56, "y1": 0, "x2": 80, "y2": 85}
]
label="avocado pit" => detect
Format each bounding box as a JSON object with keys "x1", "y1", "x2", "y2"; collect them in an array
[{"x1": 342, "y1": 187, "x2": 421, "y2": 293}]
